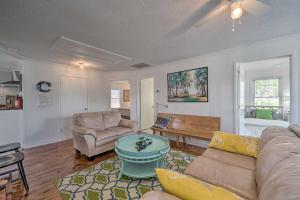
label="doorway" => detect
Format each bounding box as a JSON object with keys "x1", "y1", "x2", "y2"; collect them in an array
[
  {"x1": 60, "y1": 75, "x2": 88, "y2": 140},
  {"x1": 110, "y1": 80, "x2": 131, "y2": 119},
  {"x1": 235, "y1": 56, "x2": 291, "y2": 137},
  {"x1": 140, "y1": 77, "x2": 155, "y2": 132}
]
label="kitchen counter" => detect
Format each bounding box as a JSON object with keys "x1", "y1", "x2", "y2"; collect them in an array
[{"x1": 0, "y1": 108, "x2": 22, "y2": 111}]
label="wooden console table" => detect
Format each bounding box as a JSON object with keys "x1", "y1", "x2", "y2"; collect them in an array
[{"x1": 152, "y1": 113, "x2": 221, "y2": 147}]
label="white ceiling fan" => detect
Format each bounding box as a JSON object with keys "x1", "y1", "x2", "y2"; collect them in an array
[{"x1": 194, "y1": 0, "x2": 270, "y2": 31}]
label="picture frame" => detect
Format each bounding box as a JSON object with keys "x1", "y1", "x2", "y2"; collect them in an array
[
  {"x1": 123, "y1": 90, "x2": 131, "y2": 102},
  {"x1": 167, "y1": 67, "x2": 208, "y2": 102}
]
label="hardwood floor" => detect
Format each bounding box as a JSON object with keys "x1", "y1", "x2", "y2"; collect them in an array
[{"x1": 16, "y1": 139, "x2": 205, "y2": 200}]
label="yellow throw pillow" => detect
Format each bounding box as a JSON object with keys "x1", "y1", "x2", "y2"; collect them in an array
[
  {"x1": 155, "y1": 168, "x2": 241, "y2": 200},
  {"x1": 209, "y1": 131, "x2": 259, "y2": 157}
]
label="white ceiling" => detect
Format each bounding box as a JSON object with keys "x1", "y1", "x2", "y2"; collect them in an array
[{"x1": 0, "y1": 0, "x2": 300, "y2": 71}]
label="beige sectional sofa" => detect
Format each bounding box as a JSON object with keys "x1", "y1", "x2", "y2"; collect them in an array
[
  {"x1": 142, "y1": 125, "x2": 300, "y2": 200},
  {"x1": 72, "y1": 111, "x2": 138, "y2": 159}
]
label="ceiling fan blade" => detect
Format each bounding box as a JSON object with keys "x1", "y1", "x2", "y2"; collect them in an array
[
  {"x1": 194, "y1": 2, "x2": 229, "y2": 27},
  {"x1": 169, "y1": 0, "x2": 224, "y2": 35},
  {"x1": 243, "y1": 0, "x2": 271, "y2": 16}
]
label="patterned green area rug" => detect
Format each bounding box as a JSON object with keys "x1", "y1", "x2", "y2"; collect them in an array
[{"x1": 55, "y1": 150, "x2": 195, "y2": 200}]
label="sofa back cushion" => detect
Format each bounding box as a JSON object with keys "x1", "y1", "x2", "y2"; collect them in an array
[
  {"x1": 258, "y1": 154, "x2": 300, "y2": 200},
  {"x1": 185, "y1": 156, "x2": 257, "y2": 200},
  {"x1": 259, "y1": 126, "x2": 297, "y2": 151},
  {"x1": 289, "y1": 124, "x2": 300, "y2": 137},
  {"x1": 255, "y1": 136, "x2": 300, "y2": 192},
  {"x1": 76, "y1": 112, "x2": 104, "y2": 130},
  {"x1": 103, "y1": 111, "x2": 121, "y2": 129}
]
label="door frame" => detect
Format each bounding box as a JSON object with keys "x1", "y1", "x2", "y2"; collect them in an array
[
  {"x1": 233, "y1": 62, "x2": 241, "y2": 134},
  {"x1": 139, "y1": 77, "x2": 155, "y2": 131},
  {"x1": 233, "y1": 54, "x2": 297, "y2": 134},
  {"x1": 59, "y1": 74, "x2": 88, "y2": 140}
]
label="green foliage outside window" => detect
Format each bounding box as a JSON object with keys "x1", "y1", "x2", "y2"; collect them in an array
[{"x1": 254, "y1": 79, "x2": 280, "y2": 106}]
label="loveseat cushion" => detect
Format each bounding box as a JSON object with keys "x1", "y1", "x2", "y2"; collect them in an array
[
  {"x1": 95, "y1": 130, "x2": 118, "y2": 146},
  {"x1": 107, "y1": 127, "x2": 133, "y2": 136},
  {"x1": 258, "y1": 154, "x2": 300, "y2": 200},
  {"x1": 77, "y1": 112, "x2": 104, "y2": 130},
  {"x1": 103, "y1": 112, "x2": 121, "y2": 129},
  {"x1": 141, "y1": 191, "x2": 181, "y2": 200},
  {"x1": 203, "y1": 148, "x2": 256, "y2": 170},
  {"x1": 185, "y1": 156, "x2": 257, "y2": 200},
  {"x1": 255, "y1": 135, "x2": 300, "y2": 192}
]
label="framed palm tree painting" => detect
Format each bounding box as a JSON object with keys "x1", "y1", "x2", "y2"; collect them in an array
[{"x1": 167, "y1": 67, "x2": 208, "y2": 102}]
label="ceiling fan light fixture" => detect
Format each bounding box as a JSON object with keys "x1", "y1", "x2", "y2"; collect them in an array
[
  {"x1": 79, "y1": 62, "x2": 85, "y2": 69},
  {"x1": 231, "y1": 2, "x2": 243, "y2": 19}
]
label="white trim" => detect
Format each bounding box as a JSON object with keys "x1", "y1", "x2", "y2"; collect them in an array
[
  {"x1": 233, "y1": 62, "x2": 241, "y2": 134},
  {"x1": 289, "y1": 52, "x2": 298, "y2": 123}
]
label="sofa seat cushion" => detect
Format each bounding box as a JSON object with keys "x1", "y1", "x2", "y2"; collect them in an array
[
  {"x1": 107, "y1": 127, "x2": 133, "y2": 136},
  {"x1": 255, "y1": 136, "x2": 300, "y2": 192},
  {"x1": 185, "y1": 156, "x2": 257, "y2": 200},
  {"x1": 103, "y1": 112, "x2": 121, "y2": 129},
  {"x1": 141, "y1": 191, "x2": 181, "y2": 200},
  {"x1": 95, "y1": 130, "x2": 118, "y2": 146},
  {"x1": 203, "y1": 148, "x2": 256, "y2": 170},
  {"x1": 77, "y1": 112, "x2": 104, "y2": 130},
  {"x1": 258, "y1": 154, "x2": 300, "y2": 200}
]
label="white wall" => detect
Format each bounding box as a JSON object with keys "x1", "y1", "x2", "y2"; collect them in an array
[
  {"x1": 21, "y1": 59, "x2": 110, "y2": 147},
  {"x1": 106, "y1": 33, "x2": 300, "y2": 146},
  {"x1": 0, "y1": 110, "x2": 23, "y2": 145},
  {"x1": 1, "y1": 33, "x2": 300, "y2": 148}
]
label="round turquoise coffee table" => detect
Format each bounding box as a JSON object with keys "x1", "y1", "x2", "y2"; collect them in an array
[{"x1": 115, "y1": 133, "x2": 170, "y2": 179}]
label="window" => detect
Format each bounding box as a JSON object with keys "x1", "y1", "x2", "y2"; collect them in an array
[
  {"x1": 111, "y1": 90, "x2": 121, "y2": 108},
  {"x1": 254, "y1": 78, "x2": 280, "y2": 106}
]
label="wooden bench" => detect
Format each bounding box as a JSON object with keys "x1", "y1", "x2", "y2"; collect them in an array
[{"x1": 151, "y1": 113, "x2": 221, "y2": 147}]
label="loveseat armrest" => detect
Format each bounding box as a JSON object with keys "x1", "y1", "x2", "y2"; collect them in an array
[
  {"x1": 141, "y1": 191, "x2": 181, "y2": 200},
  {"x1": 118, "y1": 118, "x2": 139, "y2": 132},
  {"x1": 72, "y1": 125, "x2": 97, "y2": 138}
]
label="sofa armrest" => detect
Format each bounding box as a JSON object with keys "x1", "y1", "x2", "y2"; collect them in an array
[
  {"x1": 141, "y1": 191, "x2": 181, "y2": 200},
  {"x1": 72, "y1": 125, "x2": 97, "y2": 138},
  {"x1": 118, "y1": 118, "x2": 139, "y2": 132}
]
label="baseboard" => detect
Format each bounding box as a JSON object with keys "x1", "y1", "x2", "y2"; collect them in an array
[{"x1": 23, "y1": 137, "x2": 63, "y2": 149}]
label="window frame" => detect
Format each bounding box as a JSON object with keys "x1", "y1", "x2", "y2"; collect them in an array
[
  {"x1": 253, "y1": 77, "x2": 282, "y2": 107},
  {"x1": 111, "y1": 89, "x2": 121, "y2": 109}
]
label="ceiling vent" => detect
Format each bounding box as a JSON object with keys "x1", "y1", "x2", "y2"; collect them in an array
[
  {"x1": 51, "y1": 36, "x2": 132, "y2": 65},
  {"x1": 130, "y1": 62, "x2": 151, "y2": 69}
]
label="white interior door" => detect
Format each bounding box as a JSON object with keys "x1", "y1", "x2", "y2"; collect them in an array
[
  {"x1": 140, "y1": 77, "x2": 154, "y2": 130},
  {"x1": 60, "y1": 75, "x2": 88, "y2": 140}
]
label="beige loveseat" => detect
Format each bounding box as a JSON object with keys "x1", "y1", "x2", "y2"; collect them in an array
[
  {"x1": 142, "y1": 125, "x2": 300, "y2": 200},
  {"x1": 72, "y1": 111, "x2": 138, "y2": 159}
]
